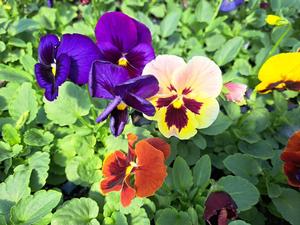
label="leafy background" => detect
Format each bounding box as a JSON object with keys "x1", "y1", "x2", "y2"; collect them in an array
[{"x1": 0, "y1": 0, "x2": 300, "y2": 224}]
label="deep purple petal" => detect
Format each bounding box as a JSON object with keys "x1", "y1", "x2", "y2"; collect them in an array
[
  {"x1": 35, "y1": 63, "x2": 54, "y2": 88},
  {"x1": 122, "y1": 93, "x2": 155, "y2": 116},
  {"x1": 95, "y1": 12, "x2": 138, "y2": 53},
  {"x1": 38, "y1": 34, "x2": 59, "y2": 65},
  {"x1": 89, "y1": 61, "x2": 130, "y2": 99},
  {"x1": 56, "y1": 33, "x2": 101, "y2": 84},
  {"x1": 134, "y1": 20, "x2": 152, "y2": 45},
  {"x1": 220, "y1": 0, "x2": 244, "y2": 12},
  {"x1": 55, "y1": 54, "x2": 70, "y2": 86},
  {"x1": 98, "y1": 42, "x2": 122, "y2": 64},
  {"x1": 115, "y1": 75, "x2": 159, "y2": 99},
  {"x1": 110, "y1": 107, "x2": 128, "y2": 137},
  {"x1": 47, "y1": 0, "x2": 54, "y2": 7},
  {"x1": 125, "y1": 43, "x2": 155, "y2": 77},
  {"x1": 96, "y1": 96, "x2": 122, "y2": 123},
  {"x1": 44, "y1": 85, "x2": 58, "y2": 101}
]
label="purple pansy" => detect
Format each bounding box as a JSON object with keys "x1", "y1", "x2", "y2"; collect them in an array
[
  {"x1": 94, "y1": 12, "x2": 155, "y2": 78},
  {"x1": 34, "y1": 33, "x2": 100, "y2": 101},
  {"x1": 220, "y1": 0, "x2": 244, "y2": 12},
  {"x1": 47, "y1": 0, "x2": 53, "y2": 7},
  {"x1": 89, "y1": 61, "x2": 159, "y2": 136}
]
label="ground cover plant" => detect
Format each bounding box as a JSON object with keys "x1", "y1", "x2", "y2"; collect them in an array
[{"x1": 0, "y1": 0, "x2": 300, "y2": 224}]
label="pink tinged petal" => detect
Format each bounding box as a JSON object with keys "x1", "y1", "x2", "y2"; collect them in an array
[
  {"x1": 224, "y1": 82, "x2": 247, "y2": 104},
  {"x1": 142, "y1": 55, "x2": 186, "y2": 94},
  {"x1": 173, "y1": 56, "x2": 222, "y2": 98}
]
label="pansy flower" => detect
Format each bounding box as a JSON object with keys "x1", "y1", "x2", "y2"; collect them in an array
[
  {"x1": 94, "y1": 12, "x2": 155, "y2": 77},
  {"x1": 142, "y1": 55, "x2": 222, "y2": 140},
  {"x1": 280, "y1": 131, "x2": 300, "y2": 188},
  {"x1": 34, "y1": 33, "x2": 100, "y2": 101},
  {"x1": 204, "y1": 191, "x2": 238, "y2": 225},
  {"x1": 100, "y1": 133, "x2": 170, "y2": 207},
  {"x1": 256, "y1": 53, "x2": 300, "y2": 94},
  {"x1": 224, "y1": 82, "x2": 247, "y2": 105},
  {"x1": 219, "y1": 0, "x2": 244, "y2": 12},
  {"x1": 89, "y1": 61, "x2": 159, "y2": 136}
]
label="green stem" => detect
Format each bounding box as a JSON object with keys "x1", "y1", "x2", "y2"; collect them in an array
[
  {"x1": 77, "y1": 115, "x2": 93, "y2": 129},
  {"x1": 268, "y1": 24, "x2": 291, "y2": 57},
  {"x1": 204, "y1": 0, "x2": 223, "y2": 34},
  {"x1": 86, "y1": 85, "x2": 98, "y2": 121}
]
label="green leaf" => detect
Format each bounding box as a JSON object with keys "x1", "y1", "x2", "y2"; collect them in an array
[
  {"x1": 214, "y1": 37, "x2": 244, "y2": 66},
  {"x1": 20, "y1": 55, "x2": 36, "y2": 74},
  {"x1": 172, "y1": 157, "x2": 193, "y2": 193},
  {"x1": 0, "y1": 142, "x2": 22, "y2": 162},
  {"x1": 191, "y1": 133, "x2": 207, "y2": 150},
  {"x1": 0, "y1": 64, "x2": 33, "y2": 83},
  {"x1": 193, "y1": 155, "x2": 211, "y2": 189},
  {"x1": 0, "y1": 41, "x2": 6, "y2": 52},
  {"x1": 33, "y1": 7, "x2": 57, "y2": 30},
  {"x1": 160, "y1": 9, "x2": 181, "y2": 38},
  {"x1": 10, "y1": 190, "x2": 61, "y2": 225},
  {"x1": 156, "y1": 208, "x2": 192, "y2": 225},
  {"x1": 0, "y1": 166, "x2": 32, "y2": 221},
  {"x1": 8, "y1": 19, "x2": 40, "y2": 36},
  {"x1": 2, "y1": 124, "x2": 21, "y2": 146},
  {"x1": 229, "y1": 220, "x2": 251, "y2": 225},
  {"x1": 110, "y1": 212, "x2": 128, "y2": 225},
  {"x1": 272, "y1": 188, "x2": 300, "y2": 225},
  {"x1": 51, "y1": 198, "x2": 100, "y2": 225},
  {"x1": 8, "y1": 83, "x2": 38, "y2": 124},
  {"x1": 24, "y1": 128, "x2": 54, "y2": 147},
  {"x1": 44, "y1": 81, "x2": 91, "y2": 126},
  {"x1": 200, "y1": 112, "x2": 232, "y2": 135},
  {"x1": 217, "y1": 176, "x2": 260, "y2": 211},
  {"x1": 238, "y1": 140, "x2": 274, "y2": 159},
  {"x1": 28, "y1": 152, "x2": 51, "y2": 191},
  {"x1": 128, "y1": 208, "x2": 150, "y2": 225},
  {"x1": 195, "y1": 0, "x2": 214, "y2": 23}
]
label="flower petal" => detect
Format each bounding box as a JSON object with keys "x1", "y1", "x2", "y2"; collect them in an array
[
  {"x1": 57, "y1": 33, "x2": 101, "y2": 84},
  {"x1": 110, "y1": 107, "x2": 128, "y2": 137},
  {"x1": 173, "y1": 56, "x2": 222, "y2": 98},
  {"x1": 123, "y1": 93, "x2": 156, "y2": 116},
  {"x1": 35, "y1": 63, "x2": 54, "y2": 88},
  {"x1": 134, "y1": 140, "x2": 167, "y2": 197},
  {"x1": 44, "y1": 85, "x2": 59, "y2": 101},
  {"x1": 102, "y1": 151, "x2": 128, "y2": 177},
  {"x1": 96, "y1": 96, "x2": 122, "y2": 123},
  {"x1": 100, "y1": 176, "x2": 123, "y2": 194},
  {"x1": 282, "y1": 131, "x2": 300, "y2": 153},
  {"x1": 95, "y1": 12, "x2": 138, "y2": 53},
  {"x1": 283, "y1": 163, "x2": 300, "y2": 188},
  {"x1": 121, "y1": 177, "x2": 136, "y2": 207},
  {"x1": 98, "y1": 42, "x2": 122, "y2": 64},
  {"x1": 142, "y1": 55, "x2": 186, "y2": 94},
  {"x1": 89, "y1": 61, "x2": 130, "y2": 99},
  {"x1": 220, "y1": 0, "x2": 244, "y2": 12},
  {"x1": 55, "y1": 53, "x2": 70, "y2": 86},
  {"x1": 224, "y1": 82, "x2": 247, "y2": 105},
  {"x1": 38, "y1": 34, "x2": 59, "y2": 65},
  {"x1": 144, "y1": 138, "x2": 170, "y2": 160}
]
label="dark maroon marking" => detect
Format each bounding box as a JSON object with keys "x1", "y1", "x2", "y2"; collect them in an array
[
  {"x1": 168, "y1": 84, "x2": 177, "y2": 92},
  {"x1": 104, "y1": 174, "x2": 126, "y2": 189},
  {"x1": 285, "y1": 81, "x2": 300, "y2": 91},
  {"x1": 156, "y1": 95, "x2": 177, "y2": 108},
  {"x1": 183, "y1": 97, "x2": 202, "y2": 114},
  {"x1": 165, "y1": 104, "x2": 188, "y2": 131},
  {"x1": 182, "y1": 87, "x2": 192, "y2": 95},
  {"x1": 258, "y1": 81, "x2": 285, "y2": 93}
]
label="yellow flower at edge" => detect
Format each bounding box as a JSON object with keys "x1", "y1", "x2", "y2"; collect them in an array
[
  {"x1": 256, "y1": 53, "x2": 300, "y2": 94},
  {"x1": 142, "y1": 55, "x2": 222, "y2": 140},
  {"x1": 265, "y1": 15, "x2": 289, "y2": 26}
]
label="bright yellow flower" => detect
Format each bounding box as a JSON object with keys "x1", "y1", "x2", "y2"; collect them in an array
[
  {"x1": 256, "y1": 53, "x2": 300, "y2": 94},
  {"x1": 142, "y1": 55, "x2": 222, "y2": 140},
  {"x1": 265, "y1": 15, "x2": 288, "y2": 26}
]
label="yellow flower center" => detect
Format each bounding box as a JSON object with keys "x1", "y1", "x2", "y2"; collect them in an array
[
  {"x1": 172, "y1": 98, "x2": 183, "y2": 109},
  {"x1": 118, "y1": 57, "x2": 128, "y2": 66},
  {"x1": 126, "y1": 161, "x2": 137, "y2": 176},
  {"x1": 51, "y1": 63, "x2": 56, "y2": 76},
  {"x1": 117, "y1": 102, "x2": 127, "y2": 110}
]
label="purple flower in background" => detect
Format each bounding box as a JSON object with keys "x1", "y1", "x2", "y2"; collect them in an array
[
  {"x1": 34, "y1": 34, "x2": 100, "y2": 101},
  {"x1": 94, "y1": 12, "x2": 155, "y2": 77},
  {"x1": 47, "y1": 0, "x2": 53, "y2": 7},
  {"x1": 220, "y1": 0, "x2": 244, "y2": 12},
  {"x1": 89, "y1": 61, "x2": 159, "y2": 136},
  {"x1": 204, "y1": 191, "x2": 238, "y2": 225}
]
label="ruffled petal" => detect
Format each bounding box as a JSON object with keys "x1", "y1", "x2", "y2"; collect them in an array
[
  {"x1": 134, "y1": 140, "x2": 167, "y2": 197},
  {"x1": 96, "y1": 96, "x2": 122, "y2": 123},
  {"x1": 89, "y1": 61, "x2": 130, "y2": 99},
  {"x1": 55, "y1": 53, "x2": 70, "y2": 86},
  {"x1": 110, "y1": 107, "x2": 128, "y2": 137},
  {"x1": 142, "y1": 55, "x2": 186, "y2": 94},
  {"x1": 95, "y1": 12, "x2": 138, "y2": 53},
  {"x1": 38, "y1": 34, "x2": 59, "y2": 65},
  {"x1": 172, "y1": 56, "x2": 222, "y2": 98},
  {"x1": 144, "y1": 138, "x2": 170, "y2": 160},
  {"x1": 57, "y1": 33, "x2": 101, "y2": 84}
]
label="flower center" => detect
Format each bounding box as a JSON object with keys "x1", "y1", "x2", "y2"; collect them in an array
[
  {"x1": 172, "y1": 97, "x2": 183, "y2": 109},
  {"x1": 118, "y1": 57, "x2": 128, "y2": 66},
  {"x1": 126, "y1": 161, "x2": 137, "y2": 176},
  {"x1": 51, "y1": 63, "x2": 56, "y2": 76},
  {"x1": 117, "y1": 102, "x2": 127, "y2": 110}
]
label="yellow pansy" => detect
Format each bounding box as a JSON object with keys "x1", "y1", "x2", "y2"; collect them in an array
[{"x1": 265, "y1": 15, "x2": 289, "y2": 26}]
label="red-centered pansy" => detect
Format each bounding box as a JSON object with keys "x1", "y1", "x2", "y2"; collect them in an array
[
  {"x1": 100, "y1": 133, "x2": 170, "y2": 207},
  {"x1": 280, "y1": 131, "x2": 300, "y2": 188}
]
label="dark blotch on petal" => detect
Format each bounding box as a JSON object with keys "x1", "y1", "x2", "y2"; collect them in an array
[
  {"x1": 165, "y1": 105, "x2": 188, "y2": 131},
  {"x1": 38, "y1": 34, "x2": 59, "y2": 65},
  {"x1": 183, "y1": 97, "x2": 202, "y2": 114},
  {"x1": 110, "y1": 107, "x2": 128, "y2": 137},
  {"x1": 156, "y1": 95, "x2": 177, "y2": 108}
]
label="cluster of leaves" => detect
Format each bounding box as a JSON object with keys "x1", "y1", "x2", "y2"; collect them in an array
[{"x1": 0, "y1": 0, "x2": 300, "y2": 224}]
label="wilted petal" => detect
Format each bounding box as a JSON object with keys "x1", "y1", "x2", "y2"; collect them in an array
[
  {"x1": 110, "y1": 107, "x2": 128, "y2": 137},
  {"x1": 57, "y1": 33, "x2": 101, "y2": 84},
  {"x1": 38, "y1": 34, "x2": 59, "y2": 65},
  {"x1": 134, "y1": 140, "x2": 167, "y2": 197}
]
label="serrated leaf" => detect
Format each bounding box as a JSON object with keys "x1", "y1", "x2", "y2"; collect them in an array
[
  {"x1": 24, "y1": 128, "x2": 54, "y2": 147},
  {"x1": 44, "y1": 81, "x2": 91, "y2": 126},
  {"x1": 10, "y1": 190, "x2": 61, "y2": 225},
  {"x1": 51, "y1": 198, "x2": 100, "y2": 225}
]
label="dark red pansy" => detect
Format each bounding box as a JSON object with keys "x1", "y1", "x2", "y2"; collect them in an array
[
  {"x1": 204, "y1": 191, "x2": 238, "y2": 225},
  {"x1": 100, "y1": 133, "x2": 170, "y2": 207},
  {"x1": 280, "y1": 131, "x2": 300, "y2": 187}
]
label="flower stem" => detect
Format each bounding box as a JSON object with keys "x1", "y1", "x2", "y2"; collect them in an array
[
  {"x1": 77, "y1": 115, "x2": 93, "y2": 129},
  {"x1": 204, "y1": 0, "x2": 223, "y2": 34},
  {"x1": 86, "y1": 85, "x2": 98, "y2": 121},
  {"x1": 268, "y1": 24, "x2": 291, "y2": 57}
]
